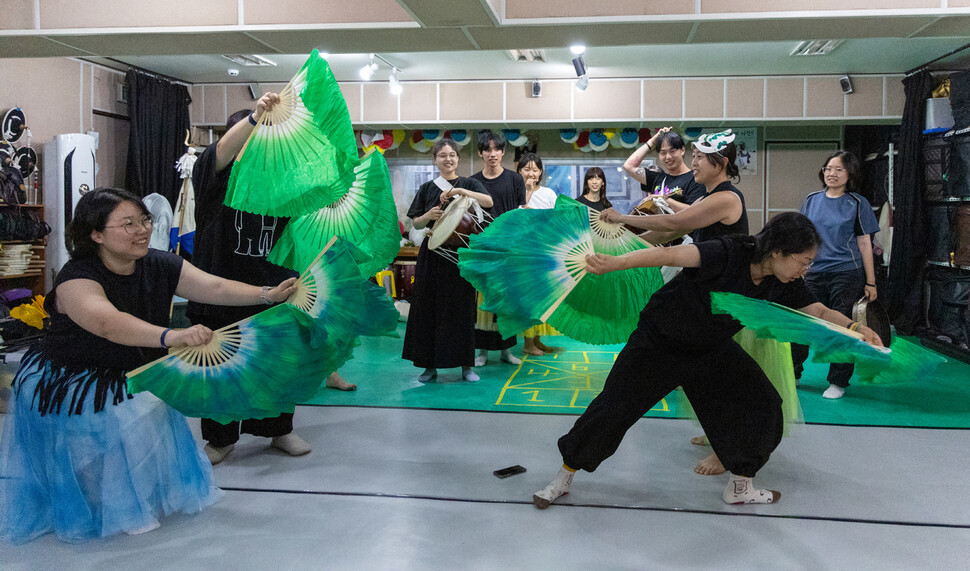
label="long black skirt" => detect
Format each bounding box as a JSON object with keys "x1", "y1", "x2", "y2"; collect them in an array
[{"x1": 402, "y1": 239, "x2": 477, "y2": 369}]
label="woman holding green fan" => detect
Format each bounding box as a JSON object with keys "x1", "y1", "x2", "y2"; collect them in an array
[
  {"x1": 0, "y1": 188, "x2": 298, "y2": 543},
  {"x1": 402, "y1": 138, "x2": 493, "y2": 383},
  {"x1": 532, "y1": 212, "x2": 882, "y2": 509}
]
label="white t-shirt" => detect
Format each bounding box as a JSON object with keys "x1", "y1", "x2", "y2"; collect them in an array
[{"x1": 525, "y1": 186, "x2": 558, "y2": 210}]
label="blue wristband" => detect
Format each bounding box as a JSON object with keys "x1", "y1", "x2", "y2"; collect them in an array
[
  {"x1": 160, "y1": 328, "x2": 172, "y2": 348},
  {"x1": 248, "y1": 112, "x2": 258, "y2": 126}
]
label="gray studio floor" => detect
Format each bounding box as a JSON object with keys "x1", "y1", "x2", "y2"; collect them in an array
[{"x1": 2, "y1": 404, "x2": 969, "y2": 569}]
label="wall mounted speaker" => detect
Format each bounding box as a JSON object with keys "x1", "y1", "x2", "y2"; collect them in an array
[{"x1": 840, "y1": 75, "x2": 853, "y2": 94}]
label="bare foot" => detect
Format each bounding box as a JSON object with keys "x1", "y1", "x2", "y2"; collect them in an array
[
  {"x1": 523, "y1": 343, "x2": 546, "y2": 356},
  {"x1": 694, "y1": 452, "x2": 725, "y2": 476},
  {"x1": 690, "y1": 434, "x2": 709, "y2": 446},
  {"x1": 535, "y1": 341, "x2": 564, "y2": 353},
  {"x1": 325, "y1": 372, "x2": 357, "y2": 391}
]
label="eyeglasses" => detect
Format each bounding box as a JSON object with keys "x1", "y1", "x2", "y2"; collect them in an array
[
  {"x1": 105, "y1": 215, "x2": 154, "y2": 234},
  {"x1": 436, "y1": 153, "x2": 458, "y2": 160},
  {"x1": 789, "y1": 254, "x2": 814, "y2": 270},
  {"x1": 822, "y1": 167, "x2": 846, "y2": 174}
]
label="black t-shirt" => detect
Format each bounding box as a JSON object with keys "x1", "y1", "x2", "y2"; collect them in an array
[
  {"x1": 187, "y1": 145, "x2": 296, "y2": 326},
  {"x1": 689, "y1": 181, "x2": 749, "y2": 244},
  {"x1": 575, "y1": 195, "x2": 611, "y2": 212},
  {"x1": 470, "y1": 169, "x2": 525, "y2": 218},
  {"x1": 407, "y1": 177, "x2": 489, "y2": 226},
  {"x1": 42, "y1": 249, "x2": 184, "y2": 370},
  {"x1": 642, "y1": 236, "x2": 816, "y2": 348},
  {"x1": 640, "y1": 169, "x2": 705, "y2": 205}
]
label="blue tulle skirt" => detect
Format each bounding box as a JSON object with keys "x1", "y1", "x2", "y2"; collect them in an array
[{"x1": 0, "y1": 347, "x2": 223, "y2": 544}]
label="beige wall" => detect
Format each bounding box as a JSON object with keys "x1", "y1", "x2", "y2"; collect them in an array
[{"x1": 0, "y1": 58, "x2": 134, "y2": 198}]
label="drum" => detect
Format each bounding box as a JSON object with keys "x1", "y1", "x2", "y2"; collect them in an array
[{"x1": 427, "y1": 195, "x2": 491, "y2": 262}]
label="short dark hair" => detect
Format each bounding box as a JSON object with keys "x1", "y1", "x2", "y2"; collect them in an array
[
  {"x1": 431, "y1": 138, "x2": 459, "y2": 159},
  {"x1": 818, "y1": 150, "x2": 862, "y2": 193},
  {"x1": 582, "y1": 167, "x2": 613, "y2": 209},
  {"x1": 750, "y1": 211, "x2": 822, "y2": 263},
  {"x1": 227, "y1": 109, "x2": 251, "y2": 131},
  {"x1": 655, "y1": 130, "x2": 686, "y2": 151},
  {"x1": 516, "y1": 152, "x2": 544, "y2": 182},
  {"x1": 66, "y1": 187, "x2": 151, "y2": 259},
  {"x1": 697, "y1": 142, "x2": 740, "y2": 182},
  {"x1": 477, "y1": 130, "x2": 507, "y2": 153}
]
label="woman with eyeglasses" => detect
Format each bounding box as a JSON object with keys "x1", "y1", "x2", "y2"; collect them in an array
[
  {"x1": 791, "y1": 150, "x2": 880, "y2": 400},
  {"x1": 402, "y1": 138, "x2": 494, "y2": 383},
  {"x1": 0, "y1": 187, "x2": 299, "y2": 544},
  {"x1": 532, "y1": 212, "x2": 882, "y2": 510}
]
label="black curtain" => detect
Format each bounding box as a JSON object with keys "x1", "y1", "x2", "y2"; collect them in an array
[
  {"x1": 125, "y1": 70, "x2": 191, "y2": 206},
  {"x1": 885, "y1": 71, "x2": 934, "y2": 333}
]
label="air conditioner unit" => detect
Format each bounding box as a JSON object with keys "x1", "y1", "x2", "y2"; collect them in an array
[
  {"x1": 506, "y1": 49, "x2": 547, "y2": 63},
  {"x1": 44, "y1": 133, "x2": 97, "y2": 289}
]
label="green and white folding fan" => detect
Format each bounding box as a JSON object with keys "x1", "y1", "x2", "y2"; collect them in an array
[
  {"x1": 541, "y1": 195, "x2": 665, "y2": 344},
  {"x1": 225, "y1": 49, "x2": 360, "y2": 217},
  {"x1": 267, "y1": 151, "x2": 400, "y2": 277},
  {"x1": 710, "y1": 291, "x2": 946, "y2": 384},
  {"x1": 126, "y1": 303, "x2": 336, "y2": 424},
  {"x1": 458, "y1": 203, "x2": 595, "y2": 336},
  {"x1": 286, "y1": 236, "x2": 399, "y2": 351}
]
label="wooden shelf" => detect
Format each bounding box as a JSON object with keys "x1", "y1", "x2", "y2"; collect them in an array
[
  {"x1": 0, "y1": 203, "x2": 43, "y2": 208},
  {"x1": 0, "y1": 272, "x2": 43, "y2": 279}
]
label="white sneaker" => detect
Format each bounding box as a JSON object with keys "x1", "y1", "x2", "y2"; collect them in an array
[
  {"x1": 474, "y1": 352, "x2": 488, "y2": 367},
  {"x1": 204, "y1": 443, "x2": 234, "y2": 465},
  {"x1": 722, "y1": 474, "x2": 780, "y2": 505},
  {"x1": 533, "y1": 468, "x2": 574, "y2": 509},
  {"x1": 822, "y1": 384, "x2": 846, "y2": 399},
  {"x1": 462, "y1": 368, "x2": 480, "y2": 382},
  {"x1": 500, "y1": 350, "x2": 521, "y2": 365},
  {"x1": 271, "y1": 433, "x2": 312, "y2": 456}
]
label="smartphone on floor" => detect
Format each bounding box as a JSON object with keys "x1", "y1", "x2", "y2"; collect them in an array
[{"x1": 493, "y1": 465, "x2": 527, "y2": 478}]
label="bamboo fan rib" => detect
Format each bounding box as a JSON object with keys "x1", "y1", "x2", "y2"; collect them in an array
[
  {"x1": 710, "y1": 291, "x2": 945, "y2": 384},
  {"x1": 225, "y1": 49, "x2": 359, "y2": 218},
  {"x1": 126, "y1": 304, "x2": 334, "y2": 424},
  {"x1": 268, "y1": 151, "x2": 400, "y2": 276}
]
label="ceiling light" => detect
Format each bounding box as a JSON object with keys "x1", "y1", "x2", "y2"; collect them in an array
[
  {"x1": 389, "y1": 71, "x2": 403, "y2": 95},
  {"x1": 359, "y1": 54, "x2": 379, "y2": 81},
  {"x1": 572, "y1": 56, "x2": 587, "y2": 77},
  {"x1": 570, "y1": 45, "x2": 586, "y2": 56},
  {"x1": 575, "y1": 75, "x2": 589, "y2": 92}
]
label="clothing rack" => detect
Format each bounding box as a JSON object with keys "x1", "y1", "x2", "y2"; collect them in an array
[{"x1": 905, "y1": 41, "x2": 970, "y2": 77}]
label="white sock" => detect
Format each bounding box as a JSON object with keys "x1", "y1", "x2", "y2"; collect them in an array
[
  {"x1": 533, "y1": 467, "x2": 574, "y2": 509},
  {"x1": 462, "y1": 367, "x2": 479, "y2": 382},
  {"x1": 723, "y1": 474, "x2": 780, "y2": 505},
  {"x1": 501, "y1": 349, "x2": 521, "y2": 365},
  {"x1": 418, "y1": 368, "x2": 437, "y2": 382}
]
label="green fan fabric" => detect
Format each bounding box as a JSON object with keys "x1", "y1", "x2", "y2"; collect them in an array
[
  {"x1": 539, "y1": 195, "x2": 665, "y2": 344},
  {"x1": 458, "y1": 204, "x2": 594, "y2": 334},
  {"x1": 268, "y1": 151, "x2": 400, "y2": 277},
  {"x1": 225, "y1": 49, "x2": 360, "y2": 217},
  {"x1": 287, "y1": 237, "x2": 399, "y2": 353},
  {"x1": 710, "y1": 291, "x2": 946, "y2": 384},
  {"x1": 126, "y1": 304, "x2": 337, "y2": 424}
]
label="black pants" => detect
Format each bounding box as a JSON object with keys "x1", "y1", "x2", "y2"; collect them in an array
[
  {"x1": 558, "y1": 322, "x2": 783, "y2": 478},
  {"x1": 791, "y1": 268, "x2": 865, "y2": 388},
  {"x1": 189, "y1": 311, "x2": 294, "y2": 447}
]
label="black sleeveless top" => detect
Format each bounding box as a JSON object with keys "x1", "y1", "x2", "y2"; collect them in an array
[{"x1": 690, "y1": 181, "x2": 748, "y2": 244}]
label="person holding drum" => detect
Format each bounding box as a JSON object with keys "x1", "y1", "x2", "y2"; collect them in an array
[
  {"x1": 623, "y1": 127, "x2": 705, "y2": 214},
  {"x1": 402, "y1": 138, "x2": 494, "y2": 383},
  {"x1": 791, "y1": 151, "x2": 880, "y2": 400},
  {"x1": 517, "y1": 152, "x2": 564, "y2": 357}
]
